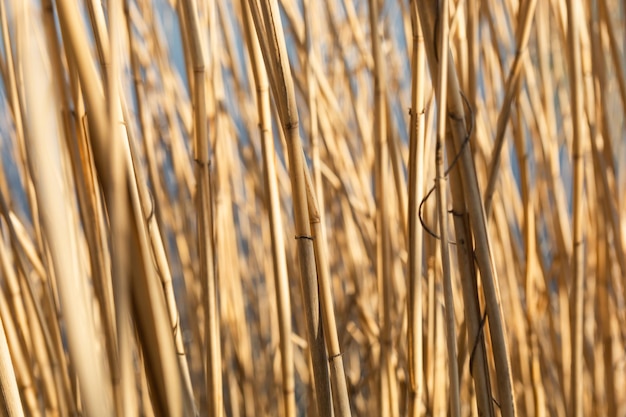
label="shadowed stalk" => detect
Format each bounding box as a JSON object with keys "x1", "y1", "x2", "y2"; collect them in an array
[
  {"x1": 106, "y1": 0, "x2": 136, "y2": 415},
  {"x1": 433, "y1": 1, "x2": 461, "y2": 416}
]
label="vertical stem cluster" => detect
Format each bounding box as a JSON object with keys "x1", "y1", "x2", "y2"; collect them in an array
[{"x1": 179, "y1": 1, "x2": 222, "y2": 415}]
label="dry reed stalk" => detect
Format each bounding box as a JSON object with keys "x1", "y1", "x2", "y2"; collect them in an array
[
  {"x1": 300, "y1": 4, "x2": 353, "y2": 417},
  {"x1": 178, "y1": 1, "x2": 223, "y2": 416},
  {"x1": 432, "y1": 0, "x2": 461, "y2": 415},
  {"x1": 105, "y1": 0, "x2": 137, "y2": 415},
  {"x1": 565, "y1": 0, "x2": 585, "y2": 416},
  {"x1": 407, "y1": 3, "x2": 426, "y2": 415},
  {"x1": 0, "y1": 280, "x2": 36, "y2": 416},
  {"x1": 239, "y1": 3, "x2": 295, "y2": 413},
  {"x1": 247, "y1": 0, "x2": 334, "y2": 415},
  {"x1": 303, "y1": 167, "x2": 353, "y2": 417},
  {"x1": 0, "y1": 314, "x2": 24, "y2": 417}
]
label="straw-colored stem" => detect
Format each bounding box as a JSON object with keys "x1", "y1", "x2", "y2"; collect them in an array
[
  {"x1": 303, "y1": 166, "x2": 352, "y2": 417},
  {"x1": 407, "y1": 3, "x2": 425, "y2": 415},
  {"x1": 242, "y1": 7, "x2": 296, "y2": 410},
  {"x1": 178, "y1": 2, "x2": 223, "y2": 415},
  {"x1": 566, "y1": 0, "x2": 585, "y2": 416},
  {"x1": 433, "y1": 1, "x2": 461, "y2": 415},
  {"x1": 0, "y1": 314, "x2": 25, "y2": 417}
]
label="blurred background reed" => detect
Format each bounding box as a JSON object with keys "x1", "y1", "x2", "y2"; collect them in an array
[{"x1": 0, "y1": 0, "x2": 624, "y2": 416}]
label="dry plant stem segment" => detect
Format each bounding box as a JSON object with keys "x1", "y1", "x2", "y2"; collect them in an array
[
  {"x1": 304, "y1": 164, "x2": 352, "y2": 417},
  {"x1": 414, "y1": 2, "x2": 517, "y2": 417},
  {"x1": 433, "y1": 1, "x2": 461, "y2": 416},
  {"x1": 0, "y1": 315, "x2": 25, "y2": 417},
  {"x1": 300, "y1": 8, "x2": 351, "y2": 413},
  {"x1": 247, "y1": 0, "x2": 333, "y2": 414},
  {"x1": 179, "y1": 2, "x2": 223, "y2": 416},
  {"x1": 566, "y1": 0, "x2": 585, "y2": 416},
  {"x1": 240, "y1": 1, "x2": 296, "y2": 415},
  {"x1": 407, "y1": 3, "x2": 425, "y2": 416}
]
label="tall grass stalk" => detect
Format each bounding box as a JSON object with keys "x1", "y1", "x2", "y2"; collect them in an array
[
  {"x1": 240, "y1": 2, "x2": 295, "y2": 415},
  {"x1": 247, "y1": 0, "x2": 333, "y2": 414},
  {"x1": 407, "y1": 3, "x2": 426, "y2": 416},
  {"x1": 433, "y1": 1, "x2": 461, "y2": 416},
  {"x1": 565, "y1": 0, "x2": 585, "y2": 416},
  {"x1": 179, "y1": 1, "x2": 222, "y2": 415}
]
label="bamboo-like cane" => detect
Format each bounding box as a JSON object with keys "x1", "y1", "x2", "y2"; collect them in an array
[
  {"x1": 247, "y1": 0, "x2": 333, "y2": 414},
  {"x1": 407, "y1": 3, "x2": 426, "y2": 415},
  {"x1": 432, "y1": 1, "x2": 461, "y2": 415},
  {"x1": 241, "y1": 0, "x2": 296, "y2": 417},
  {"x1": 566, "y1": 0, "x2": 585, "y2": 416},
  {"x1": 301, "y1": 3, "x2": 353, "y2": 416},
  {"x1": 178, "y1": 2, "x2": 223, "y2": 416},
  {"x1": 303, "y1": 164, "x2": 353, "y2": 417},
  {"x1": 240, "y1": 3, "x2": 296, "y2": 414}
]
